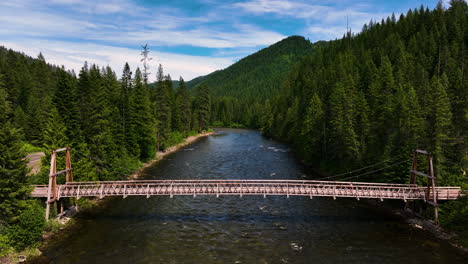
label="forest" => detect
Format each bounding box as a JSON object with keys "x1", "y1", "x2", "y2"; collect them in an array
[
  {"x1": 0, "y1": 47, "x2": 211, "y2": 252},
  {"x1": 1, "y1": 0, "x2": 468, "y2": 255},
  {"x1": 204, "y1": 1, "x2": 468, "y2": 241},
  {"x1": 189, "y1": 35, "x2": 318, "y2": 127}
]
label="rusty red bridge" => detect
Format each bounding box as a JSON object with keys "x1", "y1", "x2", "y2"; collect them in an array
[
  {"x1": 31, "y1": 179, "x2": 462, "y2": 201},
  {"x1": 31, "y1": 148, "x2": 464, "y2": 223}
]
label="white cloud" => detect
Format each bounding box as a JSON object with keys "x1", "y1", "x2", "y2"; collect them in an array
[
  {"x1": 234, "y1": 0, "x2": 328, "y2": 19},
  {"x1": 1, "y1": 0, "x2": 404, "y2": 80},
  {"x1": 2, "y1": 39, "x2": 234, "y2": 81},
  {"x1": 235, "y1": 0, "x2": 393, "y2": 42},
  {"x1": 99, "y1": 24, "x2": 286, "y2": 48}
]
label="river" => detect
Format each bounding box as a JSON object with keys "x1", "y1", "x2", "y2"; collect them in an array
[{"x1": 36, "y1": 129, "x2": 467, "y2": 263}]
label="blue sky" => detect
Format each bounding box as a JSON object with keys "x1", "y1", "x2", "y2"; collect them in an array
[{"x1": 1, "y1": 0, "x2": 444, "y2": 81}]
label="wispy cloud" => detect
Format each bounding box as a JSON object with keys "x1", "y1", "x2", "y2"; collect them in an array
[
  {"x1": 234, "y1": 0, "x2": 328, "y2": 19},
  {"x1": 3, "y1": 39, "x2": 234, "y2": 81},
  {"x1": 0, "y1": 0, "x2": 442, "y2": 79},
  {"x1": 234, "y1": 0, "x2": 403, "y2": 41}
]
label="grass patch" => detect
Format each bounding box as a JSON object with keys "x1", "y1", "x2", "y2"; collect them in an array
[{"x1": 20, "y1": 143, "x2": 44, "y2": 154}]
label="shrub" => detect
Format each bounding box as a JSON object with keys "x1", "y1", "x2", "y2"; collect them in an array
[
  {"x1": 211, "y1": 121, "x2": 224, "y2": 127},
  {"x1": 20, "y1": 143, "x2": 44, "y2": 153},
  {"x1": 0, "y1": 233, "x2": 12, "y2": 257},
  {"x1": 164, "y1": 132, "x2": 185, "y2": 148},
  {"x1": 7, "y1": 201, "x2": 45, "y2": 250}
]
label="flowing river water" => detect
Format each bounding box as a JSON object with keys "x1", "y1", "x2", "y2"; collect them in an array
[{"x1": 36, "y1": 129, "x2": 467, "y2": 263}]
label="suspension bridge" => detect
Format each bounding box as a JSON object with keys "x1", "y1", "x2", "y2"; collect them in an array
[{"x1": 31, "y1": 148, "x2": 464, "y2": 223}]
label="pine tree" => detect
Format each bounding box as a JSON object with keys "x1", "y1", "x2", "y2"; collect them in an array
[
  {"x1": 329, "y1": 82, "x2": 360, "y2": 161},
  {"x1": 132, "y1": 68, "x2": 155, "y2": 160},
  {"x1": 177, "y1": 77, "x2": 191, "y2": 132},
  {"x1": 300, "y1": 93, "x2": 324, "y2": 160},
  {"x1": 54, "y1": 68, "x2": 82, "y2": 145},
  {"x1": 260, "y1": 100, "x2": 274, "y2": 135},
  {"x1": 79, "y1": 64, "x2": 117, "y2": 179},
  {"x1": 428, "y1": 75, "x2": 453, "y2": 178},
  {"x1": 0, "y1": 76, "x2": 29, "y2": 222},
  {"x1": 194, "y1": 84, "x2": 211, "y2": 131},
  {"x1": 119, "y1": 63, "x2": 139, "y2": 157},
  {"x1": 42, "y1": 107, "x2": 68, "y2": 151},
  {"x1": 154, "y1": 64, "x2": 171, "y2": 150}
]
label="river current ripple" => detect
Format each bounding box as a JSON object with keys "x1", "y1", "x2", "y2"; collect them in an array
[{"x1": 37, "y1": 129, "x2": 467, "y2": 264}]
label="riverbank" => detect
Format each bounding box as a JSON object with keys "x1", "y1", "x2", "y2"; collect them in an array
[
  {"x1": 130, "y1": 131, "x2": 214, "y2": 180},
  {"x1": 1, "y1": 131, "x2": 214, "y2": 264},
  {"x1": 358, "y1": 198, "x2": 468, "y2": 255}
]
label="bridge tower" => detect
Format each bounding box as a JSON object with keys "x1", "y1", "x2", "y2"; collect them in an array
[
  {"x1": 408, "y1": 149, "x2": 438, "y2": 224},
  {"x1": 45, "y1": 147, "x2": 73, "y2": 220}
]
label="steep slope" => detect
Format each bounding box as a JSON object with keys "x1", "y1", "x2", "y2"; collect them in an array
[{"x1": 187, "y1": 36, "x2": 315, "y2": 102}]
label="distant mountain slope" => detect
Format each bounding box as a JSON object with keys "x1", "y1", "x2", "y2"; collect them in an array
[{"x1": 187, "y1": 36, "x2": 316, "y2": 101}]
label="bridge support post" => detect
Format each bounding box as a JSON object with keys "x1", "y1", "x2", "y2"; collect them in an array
[
  {"x1": 428, "y1": 154, "x2": 438, "y2": 224},
  {"x1": 408, "y1": 150, "x2": 439, "y2": 224},
  {"x1": 45, "y1": 151, "x2": 57, "y2": 221},
  {"x1": 65, "y1": 148, "x2": 78, "y2": 211},
  {"x1": 45, "y1": 147, "x2": 73, "y2": 221}
]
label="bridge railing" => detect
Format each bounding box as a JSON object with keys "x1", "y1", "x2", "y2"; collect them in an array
[{"x1": 60, "y1": 179, "x2": 419, "y2": 187}]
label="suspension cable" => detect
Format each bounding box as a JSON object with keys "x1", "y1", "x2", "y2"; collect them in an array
[
  {"x1": 315, "y1": 153, "x2": 410, "y2": 181},
  {"x1": 338, "y1": 159, "x2": 412, "y2": 181}
]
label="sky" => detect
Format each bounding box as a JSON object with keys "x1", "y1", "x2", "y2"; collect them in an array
[{"x1": 0, "y1": 0, "x2": 446, "y2": 81}]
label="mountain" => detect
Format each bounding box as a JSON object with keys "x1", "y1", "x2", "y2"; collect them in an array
[{"x1": 187, "y1": 36, "x2": 317, "y2": 102}]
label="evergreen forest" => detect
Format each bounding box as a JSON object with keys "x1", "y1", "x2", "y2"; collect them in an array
[
  {"x1": 202, "y1": 1, "x2": 467, "y2": 241},
  {"x1": 0, "y1": 0, "x2": 467, "y2": 255}
]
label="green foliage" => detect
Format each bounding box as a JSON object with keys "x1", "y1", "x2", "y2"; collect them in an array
[
  {"x1": 212, "y1": 120, "x2": 224, "y2": 127},
  {"x1": 19, "y1": 143, "x2": 44, "y2": 154},
  {"x1": 193, "y1": 84, "x2": 211, "y2": 131},
  {"x1": 131, "y1": 68, "x2": 155, "y2": 161},
  {"x1": 208, "y1": 2, "x2": 468, "y2": 239},
  {"x1": 0, "y1": 122, "x2": 30, "y2": 222},
  {"x1": 209, "y1": 2, "x2": 468, "y2": 187},
  {"x1": 0, "y1": 233, "x2": 13, "y2": 257},
  {"x1": 7, "y1": 201, "x2": 45, "y2": 250},
  {"x1": 439, "y1": 196, "x2": 468, "y2": 246},
  {"x1": 153, "y1": 64, "x2": 172, "y2": 150},
  {"x1": 187, "y1": 36, "x2": 314, "y2": 102},
  {"x1": 165, "y1": 131, "x2": 186, "y2": 148},
  {"x1": 44, "y1": 219, "x2": 63, "y2": 233},
  {"x1": 0, "y1": 45, "x2": 212, "y2": 249}
]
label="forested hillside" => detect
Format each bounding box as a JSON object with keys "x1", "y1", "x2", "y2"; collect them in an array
[
  {"x1": 188, "y1": 36, "x2": 313, "y2": 100},
  {"x1": 0, "y1": 47, "x2": 211, "y2": 252},
  {"x1": 187, "y1": 36, "x2": 316, "y2": 127},
  {"x1": 265, "y1": 2, "x2": 467, "y2": 184},
  {"x1": 212, "y1": 1, "x2": 468, "y2": 238}
]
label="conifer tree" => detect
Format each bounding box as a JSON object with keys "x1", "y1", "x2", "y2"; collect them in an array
[
  {"x1": 120, "y1": 63, "x2": 139, "y2": 157},
  {"x1": 428, "y1": 75, "x2": 453, "y2": 178},
  {"x1": 80, "y1": 64, "x2": 117, "y2": 178},
  {"x1": 329, "y1": 82, "x2": 359, "y2": 161},
  {"x1": 131, "y1": 68, "x2": 155, "y2": 160},
  {"x1": 0, "y1": 76, "x2": 29, "y2": 222},
  {"x1": 194, "y1": 84, "x2": 211, "y2": 131},
  {"x1": 42, "y1": 107, "x2": 68, "y2": 151},
  {"x1": 54, "y1": 68, "x2": 82, "y2": 145},
  {"x1": 154, "y1": 64, "x2": 171, "y2": 150},
  {"x1": 301, "y1": 93, "x2": 324, "y2": 159},
  {"x1": 177, "y1": 77, "x2": 191, "y2": 132}
]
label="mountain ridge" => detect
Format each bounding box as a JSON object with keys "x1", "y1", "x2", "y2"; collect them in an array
[{"x1": 186, "y1": 35, "x2": 318, "y2": 101}]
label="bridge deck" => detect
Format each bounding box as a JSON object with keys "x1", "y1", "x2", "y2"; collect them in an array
[{"x1": 31, "y1": 180, "x2": 462, "y2": 201}]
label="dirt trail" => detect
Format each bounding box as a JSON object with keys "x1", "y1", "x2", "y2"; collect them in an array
[{"x1": 25, "y1": 152, "x2": 45, "y2": 174}]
